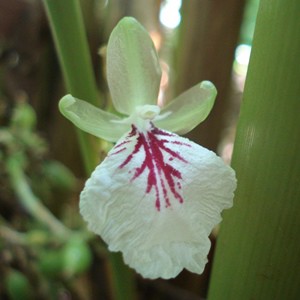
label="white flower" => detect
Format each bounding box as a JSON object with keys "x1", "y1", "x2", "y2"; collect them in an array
[{"x1": 59, "y1": 17, "x2": 236, "y2": 279}]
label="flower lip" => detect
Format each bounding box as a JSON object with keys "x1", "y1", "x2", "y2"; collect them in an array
[{"x1": 80, "y1": 121, "x2": 237, "y2": 279}]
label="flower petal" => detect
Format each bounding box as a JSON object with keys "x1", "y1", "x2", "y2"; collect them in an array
[
  {"x1": 80, "y1": 123, "x2": 236, "y2": 279},
  {"x1": 59, "y1": 95, "x2": 129, "y2": 142},
  {"x1": 155, "y1": 81, "x2": 217, "y2": 135},
  {"x1": 106, "y1": 17, "x2": 162, "y2": 115}
]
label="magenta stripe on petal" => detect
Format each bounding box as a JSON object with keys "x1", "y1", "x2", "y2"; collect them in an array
[{"x1": 110, "y1": 124, "x2": 192, "y2": 211}]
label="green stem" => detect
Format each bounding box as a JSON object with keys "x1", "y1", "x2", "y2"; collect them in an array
[
  {"x1": 0, "y1": 224, "x2": 27, "y2": 245},
  {"x1": 42, "y1": 0, "x2": 99, "y2": 173},
  {"x1": 109, "y1": 253, "x2": 136, "y2": 300},
  {"x1": 42, "y1": 1, "x2": 137, "y2": 298},
  {"x1": 208, "y1": 0, "x2": 300, "y2": 299},
  {"x1": 6, "y1": 155, "x2": 71, "y2": 239}
]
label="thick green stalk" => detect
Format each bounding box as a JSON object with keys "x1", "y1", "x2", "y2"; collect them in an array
[
  {"x1": 208, "y1": 0, "x2": 300, "y2": 299},
  {"x1": 42, "y1": 2, "x2": 136, "y2": 298},
  {"x1": 43, "y1": 0, "x2": 99, "y2": 173}
]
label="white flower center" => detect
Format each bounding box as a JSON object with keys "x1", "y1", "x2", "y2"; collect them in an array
[
  {"x1": 111, "y1": 105, "x2": 161, "y2": 132},
  {"x1": 122, "y1": 105, "x2": 161, "y2": 131},
  {"x1": 136, "y1": 105, "x2": 160, "y2": 120}
]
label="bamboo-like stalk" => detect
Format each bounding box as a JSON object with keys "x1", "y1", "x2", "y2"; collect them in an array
[
  {"x1": 42, "y1": 1, "x2": 136, "y2": 299},
  {"x1": 208, "y1": 0, "x2": 300, "y2": 299},
  {"x1": 43, "y1": 0, "x2": 99, "y2": 173}
]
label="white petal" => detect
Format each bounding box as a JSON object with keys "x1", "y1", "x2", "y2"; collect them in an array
[
  {"x1": 80, "y1": 124, "x2": 236, "y2": 279},
  {"x1": 106, "y1": 17, "x2": 162, "y2": 115},
  {"x1": 59, "y1": 95, "x2": 130, "y2": 142},
  {"x1": 155, "y1": 81, "x2": 217, "y2": 135}
]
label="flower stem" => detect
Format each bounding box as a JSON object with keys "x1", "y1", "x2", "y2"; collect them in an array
[
  {"x1": 6, "y1": 154, "x2": 71, "y2": 239},
  {"x1": 109, "y1": 253, "x2": 137, "y2": 300},
  {"x1": 42, "y1": 0, "x2": 99, "y2": 173}
]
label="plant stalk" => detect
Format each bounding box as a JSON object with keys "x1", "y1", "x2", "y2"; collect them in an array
[
  {"x1": 208, "y1": 0, "x2": 300, "y2": 298},
  {"x1": 42, "y1": 1, "x2": 137, "y2": 298},
  {"x1": 42, "y1": 0, "x2": 99, "y2": 173}
]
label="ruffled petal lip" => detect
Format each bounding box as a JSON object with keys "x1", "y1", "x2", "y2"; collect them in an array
[{"x1": 79, "y1": 122, "x2": 237, "y2": 279}]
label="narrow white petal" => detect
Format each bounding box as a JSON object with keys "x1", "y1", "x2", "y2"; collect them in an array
[
  {"x1": 59, "y1": 95, "x2": 129, "y2": 142},
  {"x1": 80, "y1": 124, "x2": 236, "y2": 279},
  {"x1": 107, "y1": 17, "x2": 162, "y2": 115},
  {"x1": 155, "y1": 81, "x2": 217, "y2": 135}
]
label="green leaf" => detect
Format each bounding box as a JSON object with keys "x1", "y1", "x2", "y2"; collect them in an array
[{"x1": 43, "y1": 0, "x2": 101, "y2": 173}]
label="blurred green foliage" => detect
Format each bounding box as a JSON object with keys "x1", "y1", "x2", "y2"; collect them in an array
[{"x1": 0, "y1": 101, "x2": 93, "y2": 299}]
